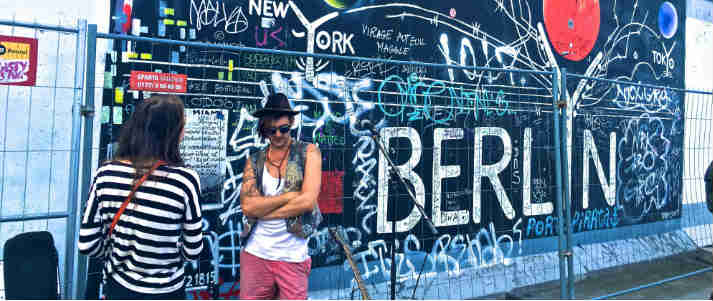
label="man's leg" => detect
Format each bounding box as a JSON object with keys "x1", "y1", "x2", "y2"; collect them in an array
[
  {"x1": 275, "y1": 257, "x2": 311, "y2": 300},
  {"x1": 240, "y1": 251, "x2": 277, "y2": 299}
]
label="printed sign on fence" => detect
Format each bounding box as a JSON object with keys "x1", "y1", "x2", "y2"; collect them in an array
[
  {"x1": 180, "y1": 108, "x2": 228, "y2": 193},
  {"x1": 0, "y1": 35, "x2": 38, "y2": 86},
  {"x1": 129, "y1": 70, "x2": 187, "y2": 93}
]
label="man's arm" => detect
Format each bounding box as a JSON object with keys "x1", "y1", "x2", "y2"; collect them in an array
[
  {"x1": 240, "y1": 156, "x2": 299, "y2": 218},
  {"x1": 263, "y1": 144, "x2": 322, "y2": 220}
]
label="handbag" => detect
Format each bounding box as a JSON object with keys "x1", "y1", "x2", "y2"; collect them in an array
[{"x1": 101, "y1": 161, "x2": 165, "y2": 297}]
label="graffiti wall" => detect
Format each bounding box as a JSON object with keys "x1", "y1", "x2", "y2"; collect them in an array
[{"x1": 96, "y1": 0, "x2": 685, "y2": 298}]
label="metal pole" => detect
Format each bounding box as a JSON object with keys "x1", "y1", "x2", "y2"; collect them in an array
[
  {"x1": 552, "y1": 67, "x2": 567, "y2": 300},
  {"x1": 378, "y1": 131, "x2": 396, "y2": 300},
  {"x1": 561, "y1": 69, "x2": 575, "y2": 299},
  {"x1": 76, "y1": 22, "x2": 98, "y2": 300},
  {"x1": 88, "y1": 31, "x2": 553, "y2": 76},
  {"x1": 64, "y1": 19, "x2": 88, "y2": 300},
  {"x1": 74, "y1": 24, "x2": 97, "y2": 298},
  {"x1": 391, "y1": 195, "x2": 397, "y2": 300},
  {"x1": 0, "y1": 19, "x2": 79, "y2": 33},
  {"x1": 0, "y1": 212, "x2": 69, "y2": 223}
]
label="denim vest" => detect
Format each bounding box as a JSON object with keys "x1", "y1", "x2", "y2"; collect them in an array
[{"x1": 240, "y1": 140, "x2": 322, "y2": 241}]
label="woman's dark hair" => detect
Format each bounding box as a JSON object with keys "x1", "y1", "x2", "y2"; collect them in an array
[
  {"x1": 257, "y1": 113, "x2": 295, "y2": 140},
  {"x1": 114, "y1": 94, "x2": 186, "y2": 170}
]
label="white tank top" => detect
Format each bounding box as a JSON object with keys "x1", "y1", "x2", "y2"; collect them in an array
[{"x1": 244, "y1": 166, "x2": 309, "y2": 262}]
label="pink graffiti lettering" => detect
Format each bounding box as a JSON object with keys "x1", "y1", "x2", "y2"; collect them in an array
[
  {"x1": 255, "y1": 26, "x2": 285, "y2": 48},
  {"x1": 0, "y1": 60, "x2": 29, "y2": 82}
]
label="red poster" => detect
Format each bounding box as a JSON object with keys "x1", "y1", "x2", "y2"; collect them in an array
[
  {"x1": 318, "y1": 171, "x2": 345, "y2": 214},
  {"x1": 0, "y1": 35, "x2": 38, "y2": 86},
  {"x1": 130, "y1": 71, "x2": 187, "y2": 93}
]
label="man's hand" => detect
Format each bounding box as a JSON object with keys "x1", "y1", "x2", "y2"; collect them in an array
[
  {"x1": 240, "y1": 157, "x2": 302, "y2": 218},
  {"x1": 261, "y1": 144, "x2": 322, "y2": 220}
]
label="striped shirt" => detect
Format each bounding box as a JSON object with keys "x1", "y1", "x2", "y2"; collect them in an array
[{"x1": 78, "y1": 161, "x2": 204, "y2": 294}]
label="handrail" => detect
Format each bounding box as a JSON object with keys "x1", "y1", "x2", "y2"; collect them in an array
[
  {"x1": 0, "y1": 19, "x2": 79, "y2": 33},
  {"x1": 96, "y1": 32, "x2": 554, "y2": 76},
  {"x1": 0, "y1": 212, "x2": 70, "y2": 223},
  {"x1": 567, "y1": 72, "x2": 713, "y2": 95}
]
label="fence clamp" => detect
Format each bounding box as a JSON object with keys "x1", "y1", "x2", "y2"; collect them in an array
[
  {"x1": 560, "y1": 250, "x2": 573, "y2": 257},
  {"x1": 557, "y1": 100, "x2": 568, "y2": 108},
  {"x1": 80, "y1": 105, "x2": 95, "y2": 117}
]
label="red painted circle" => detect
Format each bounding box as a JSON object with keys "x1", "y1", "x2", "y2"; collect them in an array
[{"x1": 543, "y1": 0, "x2": 600, "y2": 61}]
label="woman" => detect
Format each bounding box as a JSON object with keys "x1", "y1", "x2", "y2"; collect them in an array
[
  {"x1": 78, "y1": 95, "x2": 203, "y2": 299},
  {"x1": 239, "y1": 92, "x2": 322, "y2": 299}
]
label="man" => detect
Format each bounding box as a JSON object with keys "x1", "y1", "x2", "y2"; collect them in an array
[{"x1": 239, "y1": 92, "x2": 323, "y2": 299}]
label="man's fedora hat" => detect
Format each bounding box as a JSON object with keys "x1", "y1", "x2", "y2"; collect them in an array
[{"x1": 253, "y1": 93, "x2": 299, "y2": 118}]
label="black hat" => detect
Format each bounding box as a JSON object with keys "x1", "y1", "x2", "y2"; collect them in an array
[{"x1": 253, "y1": 93, "x2": 299, "y2": 118}]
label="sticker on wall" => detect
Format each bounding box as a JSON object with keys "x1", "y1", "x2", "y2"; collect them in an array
[
  {"x1": 543, "y1": 0, "x2": 601, "y2": 61},
  {"x1": 101, "y1": 106, "x2": 111, "y2": 124},
  {"x1": 104, "y1": 71, "x2": 113, "y2": 89},
  {"x1": 129, "y1": 70, "x2": 187, "y2": 93},
  {"x1": 112, "y1": 106, "x2": 123, "y2": 124},
  {"x1": 0, "y1": 35, "x2": 38, "y2": 86},
  {"x1": 115, "y1": 87, "x2": 124, "y2": 104}
]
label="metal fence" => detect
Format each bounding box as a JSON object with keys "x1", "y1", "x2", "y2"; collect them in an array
[
  {"x1": 0, "y1": 19, "x2": 93, "y2": 299},
  {"x1": 561, "y1": 71, "x2": 713, "y2": 299},
  {"x1": 88, "y1": 29, "x2": 567, "y2": 300},
  {"x1": 0, "y1": 18, "x2": 711, "y2": 300}
]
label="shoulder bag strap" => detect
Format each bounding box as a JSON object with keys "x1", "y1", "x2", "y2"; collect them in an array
[{"x1": 107, "y1": 160, "x2": 165, "y2": 238}]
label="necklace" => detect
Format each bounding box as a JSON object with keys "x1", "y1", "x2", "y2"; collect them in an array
[{"x1": 266, "y1": 139, "x2": 291, "y2": 190}]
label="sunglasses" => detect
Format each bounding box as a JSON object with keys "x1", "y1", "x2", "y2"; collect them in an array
[{"x1": 265, "y1": 125, "x2": 291, "y2": 136}]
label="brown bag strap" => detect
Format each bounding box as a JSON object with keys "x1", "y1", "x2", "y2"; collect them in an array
[{"x1": 107, "y1": 160, "x2": 165, "y2": 238}]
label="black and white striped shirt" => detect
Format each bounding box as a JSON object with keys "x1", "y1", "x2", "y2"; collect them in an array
[{"x1": 78, "y1": 161, "x2": 203, "y2": 294}]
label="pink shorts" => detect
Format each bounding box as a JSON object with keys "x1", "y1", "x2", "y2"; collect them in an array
[{"x1": 239, "y1": 251, "x2": 312, "y2": 300}]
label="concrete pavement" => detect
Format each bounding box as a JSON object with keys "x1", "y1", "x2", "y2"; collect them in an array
[{"x1": 483, "y1": 248, "x2": 713, "y2": 300}]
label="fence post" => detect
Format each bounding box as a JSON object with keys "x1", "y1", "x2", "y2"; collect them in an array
[
  {"x1": 64, "y1": 18, "x2": 88, "y2": 299},
  {"x1": 66, "y1": 21, "x2": 97, "y2": 299},
  {"x1": 77, "y1": 22, "x2": 98, "y2": 299},
  {"x1": 561, "y1": 68, "x2": 575, "y2": 299},
  {"x1": 552, "y1": 67, "x2": 567, "y2": 300}
]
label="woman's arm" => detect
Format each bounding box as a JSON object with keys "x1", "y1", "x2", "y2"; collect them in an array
[
  {"x1": 78, "y1": 174, "x2": 106, "y2": 257},
  {"x1": 181, "y1": 169, "x2": 204, "y2": 261}
]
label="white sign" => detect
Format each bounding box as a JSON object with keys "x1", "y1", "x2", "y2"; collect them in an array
[{"x1": 180, "y1": 109, "x2": 229, "y2": 190}]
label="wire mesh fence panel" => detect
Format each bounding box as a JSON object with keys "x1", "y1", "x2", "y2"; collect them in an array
[
  {"x1": 682, "y1": 89, "x2": 713, "y2": 248},
  {"x1": 0, "y1": 0, "x2": 705, "y2": 299},
  {"x1": 91, "y1": 22, "x2": 569, "y2": 298},
  {"x1": 0, "y1": 19, "x2": 85, "y2": 299},
  {"x1": 83, "y1": 0, "x2": 695, "y2": 299},
  {"x1": 565, "y1": 68, "x2": 713, "y2": 297}
]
